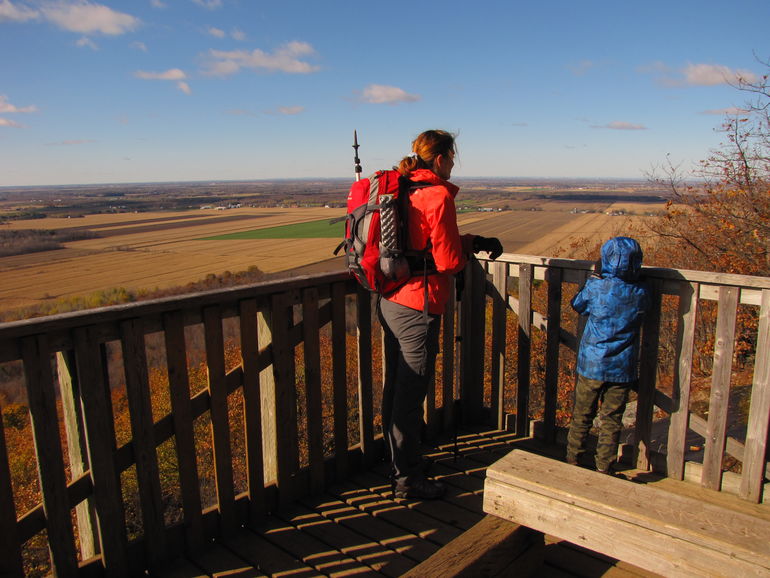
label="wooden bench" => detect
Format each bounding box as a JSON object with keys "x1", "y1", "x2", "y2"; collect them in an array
[{"x1": 483, "y1": 450, "x2": 770, "y2": 577}]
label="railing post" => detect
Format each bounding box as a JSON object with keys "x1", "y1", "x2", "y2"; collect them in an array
[
  {"x1": 635, "y1": 279, "x2": 662, "y2": 471},
  {"x1": 56, "y1": 349, "x2": 99, "y2": 560},
  {"x1": 257, "y1": 304, "x2": 279, "y2": 497},
  {"x1": 356, "y1": 286, "x2": 375, "y2": 466},
  {"x1": 667, "y1": 282, "x2": 699, "y2": 480},
  {"x1": 463, "y1": 259, "x2": 486, "y2": 424},
  {"x1": 543, "y1": 267, "x2": 563, "y2": 443},
  {"x1": 516, "y1": 264, "x2": 533, "y2": 436},
  {"x1": 740, "y1": 288, "x2": 770, "y2": 502},
  {"x1": 702, "y1": 286, "x2": 739, "y2": 490},
  {"x1": 330, "y1": 282, "x2": 350, "y2": 480},
  {"x1": 490, "y1": 261, "x2": 508, "y2": 430}
]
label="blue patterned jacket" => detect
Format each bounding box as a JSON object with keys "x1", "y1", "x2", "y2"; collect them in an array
[{"x1": 572, "y1": 237, "x2": 651, "y2": 383}]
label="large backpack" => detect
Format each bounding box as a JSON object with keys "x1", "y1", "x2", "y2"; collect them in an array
[{"x1": 334, "y1": 169, "x2": 434, "y2": 294}]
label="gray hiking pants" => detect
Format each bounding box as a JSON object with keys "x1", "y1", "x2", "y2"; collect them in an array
[
  {"x1": 566, "y1": 374, "x2": 631, "y2": 472},
  {"x1": 378, "y1": 297, "x2": 441, "y2": 484}
]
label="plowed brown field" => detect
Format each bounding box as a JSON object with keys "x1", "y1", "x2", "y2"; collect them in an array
[{"x1": 0, "y1": 204, "x2": 658, "y2": 313}]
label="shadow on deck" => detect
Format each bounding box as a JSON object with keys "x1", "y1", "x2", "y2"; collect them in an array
[{"x1": 160, "y1": 429, "x2": 656, "y2": 578}]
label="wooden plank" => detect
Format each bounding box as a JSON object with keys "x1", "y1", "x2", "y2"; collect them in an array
[
  {"x1": 634, "y1": 278, "x2": 661, "y2": 471},
  {"x1": 21, "y1": 334, "x2": 80, "y2": 577},
  {"x1": 460, "y1": 260, "x2": 485, "y2": 424},
  {"x1": 219, "y1": 527, "x2": 315, "y2": 577},
  {"x1": 441, "y1": 280, "x2": 456, "y2": 433},
  {"x1": 238, "y1": 298, "x2": 266, "y2": 517},
  {"x1": 703, "y1": 285, "x2": 739, "y2": 490},
  {"x1": 0, "y1": 411, "x2": 24, "y2": 578},
  {"x1": 202, "y1": 306, "x2": 237, "y2": 532},
  {"x1": 667, "y1": 282, "x2": 699, "y2": 480},
  {"x1": 74, "y1": 326, "x2": 130, "y2": 576},
  {"x1": 330, "y1": 282, "x2": 349, "y2": 481},
  {"x1": 356, "y1": 286, "x2": 375, "y2": 465},
  {"x1": 256, "y1": 305, "x2": 278, "y2": 490},
  {"x1": 740, "y1": 289, "x2": 770, "y2": 502},
  {"x1": 120, "y1": 317, "x2": 166, "y2": 566},
  {"x1": 543, "y1": 267, "x2": 563, "y2": 443},
  {"x1": 402, "y1": 515, "x2": 544, "y2": 578},
  {"x1": 516, "y1": 264, "x2": 533, "y2": 436},
  {"x1": 270, "y1": 293, "x2": 299, "y2": 504},
  {"x1": 162, "y1": 310, "x2": 205, "y2": 551},
  {"x1": 56, "y1": 348, "x2": 99, "y2": 560},
  {"x1": 302, "y1": 287, "x2": 325, "y2": 494},
  {"x1": 484, "y1": 450, "x2": 770, "y2": 576},
  {"x1": 490, "y1": 261, "x2": 508, "y2": 430},
  {"x1": 275, "y1": 502, "x2": 417, "y2": 577}
]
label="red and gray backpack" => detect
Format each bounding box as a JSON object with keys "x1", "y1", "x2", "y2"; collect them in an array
[{"x1": 334, "y1": 169, "x2": 434, "y2": 295}]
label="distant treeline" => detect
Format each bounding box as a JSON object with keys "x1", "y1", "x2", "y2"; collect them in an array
[{"x1": 0, "y1": 228, "x2": 99, "y2": 257}]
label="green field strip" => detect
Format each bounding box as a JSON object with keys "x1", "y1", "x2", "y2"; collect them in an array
[{"x1": 200, "y1": 218, "x2": 343, "y2": 240}]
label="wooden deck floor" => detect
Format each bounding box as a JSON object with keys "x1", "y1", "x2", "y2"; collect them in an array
[{"x1": 158, "y1": 429, "x2": 658, "y2": 577}]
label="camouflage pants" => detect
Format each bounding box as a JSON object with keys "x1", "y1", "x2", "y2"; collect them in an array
[{"x1": 566, "y1": 374, "x2": 631, "y2": 472}]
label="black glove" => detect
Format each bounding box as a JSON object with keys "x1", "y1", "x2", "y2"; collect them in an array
[{"x1": 473, "y1": 236, "x2": 503, "y2": 260}]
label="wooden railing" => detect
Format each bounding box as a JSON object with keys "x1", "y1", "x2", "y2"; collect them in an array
[{"x1": 1, "y1": 255, "x2": 769, "y2": 576}]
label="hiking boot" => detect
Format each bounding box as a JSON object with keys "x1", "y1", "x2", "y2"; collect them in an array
[
  {"x1": 596, "y1": 467, "x2": 626, "y2": 480},
  {"x1": 393, "y1": 477, "x2": 446, "y2": 500},
  {"x1": 565, "y1": 455, "x2": 579, "y2": 466}
]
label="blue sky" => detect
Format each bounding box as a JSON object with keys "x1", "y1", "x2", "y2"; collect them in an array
[{"x1": 0, "y1": 0, "x2": 768, "y2": 186}]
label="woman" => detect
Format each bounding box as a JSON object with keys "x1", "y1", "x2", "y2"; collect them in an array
[{"x1": 379, "y1": 129, "x2": 503, "y2": 499}]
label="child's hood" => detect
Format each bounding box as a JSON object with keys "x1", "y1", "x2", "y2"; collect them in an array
[{"x1": 601, "y1": 237, "x2": 643, "y2": 281}]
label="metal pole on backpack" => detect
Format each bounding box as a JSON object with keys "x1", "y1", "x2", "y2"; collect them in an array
[
  {"x1": 353, "y1": 130, "x2": 362, "y2": 182},
  {"x1": 453, "y1": 270, "x2": 465, "y2": 461}
]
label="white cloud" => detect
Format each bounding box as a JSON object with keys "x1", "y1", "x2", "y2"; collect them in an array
[
  {"x1": 683, "y1": 63, "x2": 758, "y2": 86},
  {"x1": 360, "y1": 84, "x2": 420, "y2": 105},
  {"x1": 207, "y1": 26, "x2": 225, "y2": 38},
  {"x1": 0, "y1": 94, "x2": 37, "y2": 113},
  {"x1": 266, "y1": 105, "x2": 304, "y2": 115},
  {"x1": 176, "y1": 81, "x2": 191, "y2": 94},
  {"x1": 45, "y1": 139, "x2": 97, "y2": 145},
  {"x1": 0, "y1": 0, "x2": 39, "y2": 22},
  {"x1": 700, "y1": 107, "x2": 748, "y2": 116},
  {"x1": 135, "y1": 68, "x2": 186, "y2": 80},
  {"x1": 193, "y1": 0, "x2": 223, "y2": 9},
  {"x1": 131, "y1": 41, "x2": 147, "y2": 52},
  {"x1": 230, "y1": 28, "x2": 245, "y2": 41},
  {"x1": 41, "y1": 1, "x2": 139, "y2": 35},
  {"x1": 202, "y1": 41, "x2": 319, "y2": 76},
  {"x1": 592, "y1": 121, "x2": 647, "y2": 130},
  {"x1": 76, "y1": 35, "x2": 98, "y2": 49},
  {"x1": 569, "y1": 60, "x2": 595, "y2": 76},
  {"x1": 150, "y1": 0, "x2": 166, "y2": 7},
  {"x1": 0, "y1": 117, "x2": 23, "y2": 127}
]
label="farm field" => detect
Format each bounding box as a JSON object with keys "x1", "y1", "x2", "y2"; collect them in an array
[{"x1": 0, "y1": 201, "x2": 661, "y2": 315}]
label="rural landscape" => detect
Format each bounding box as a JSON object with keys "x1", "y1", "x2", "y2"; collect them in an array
[{"x1": 0, "y1": 177, "x2": 667, "y2": 317}]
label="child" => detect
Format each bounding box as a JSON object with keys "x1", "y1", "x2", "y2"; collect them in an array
[{"x1": 566, "y1": 236, "x2": 651, "y2": 475}]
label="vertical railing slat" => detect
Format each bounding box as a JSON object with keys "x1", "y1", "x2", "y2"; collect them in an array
[
  {"x1": 667, "y1": 282, "x2": 699, "y2": 480},
  {"x1": 491, "y1": 261, "x2": 508, "y2": 430},
  {"x1": 74, "y1": 326, "x2": 129, "y2": 576},
  {"x1": 22, "y1": 334, "x2": 79, "y2": 577},
  {"x1": 441, "y1": 280, "x2": 456, "y2": 433},
  {"x1": 740, "y1": 289, "x2": 770, "y2": 502},
  {"x1": 302, "y1": 287, "x2": 325, "y2": 494},
  {"x1": 635, "y1": 279, "x2": 662, "y2": 471},
  {"x1": 0, "y1": 392, "x2": 26, "y2": 578},
  {"x1": 543, "y1": 267, "x2": 563, "y2": 443},
  {"x1": 57, "y1": 349, "x2": 99, "y2": 560},
  {"x1": 238, "y1": 298, "x2": 265, "y2": 518},
  {"x1": 202, "y1": 306, "x2": 237, "y2": 532},
  {"x1": 120, "y1": 318, "x2": 166, "y2": 567},
  {"x1": 330, "y1": 282, "x2": 349, "y2": 480},
  {"x1": 270, "y1": 294, "x2": 299, "y2": 504},
  {"x1": 356, "y1": 287, "x2": 375, "y2": 466},
  {"x1": 162, "y1": 310, "x2": 204, "y2": 551},
  {"x1": 516, "y1": 264, "x2": 533, "y2": 436},
  {"x1": 466, "y1": 260, "x2": 486, "y2": 423},
  {"x1": 702, "y1": 286, "x2": 739, "y2": 490}
]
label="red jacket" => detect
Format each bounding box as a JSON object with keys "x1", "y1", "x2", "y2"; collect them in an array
[{"x1": 384, "y1": 169, "x2": 474, "y2": 314}]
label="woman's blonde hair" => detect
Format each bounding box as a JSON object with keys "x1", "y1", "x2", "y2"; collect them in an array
[{"x1": 397, "y1": 129, "x2": 457, "y2": 176}]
